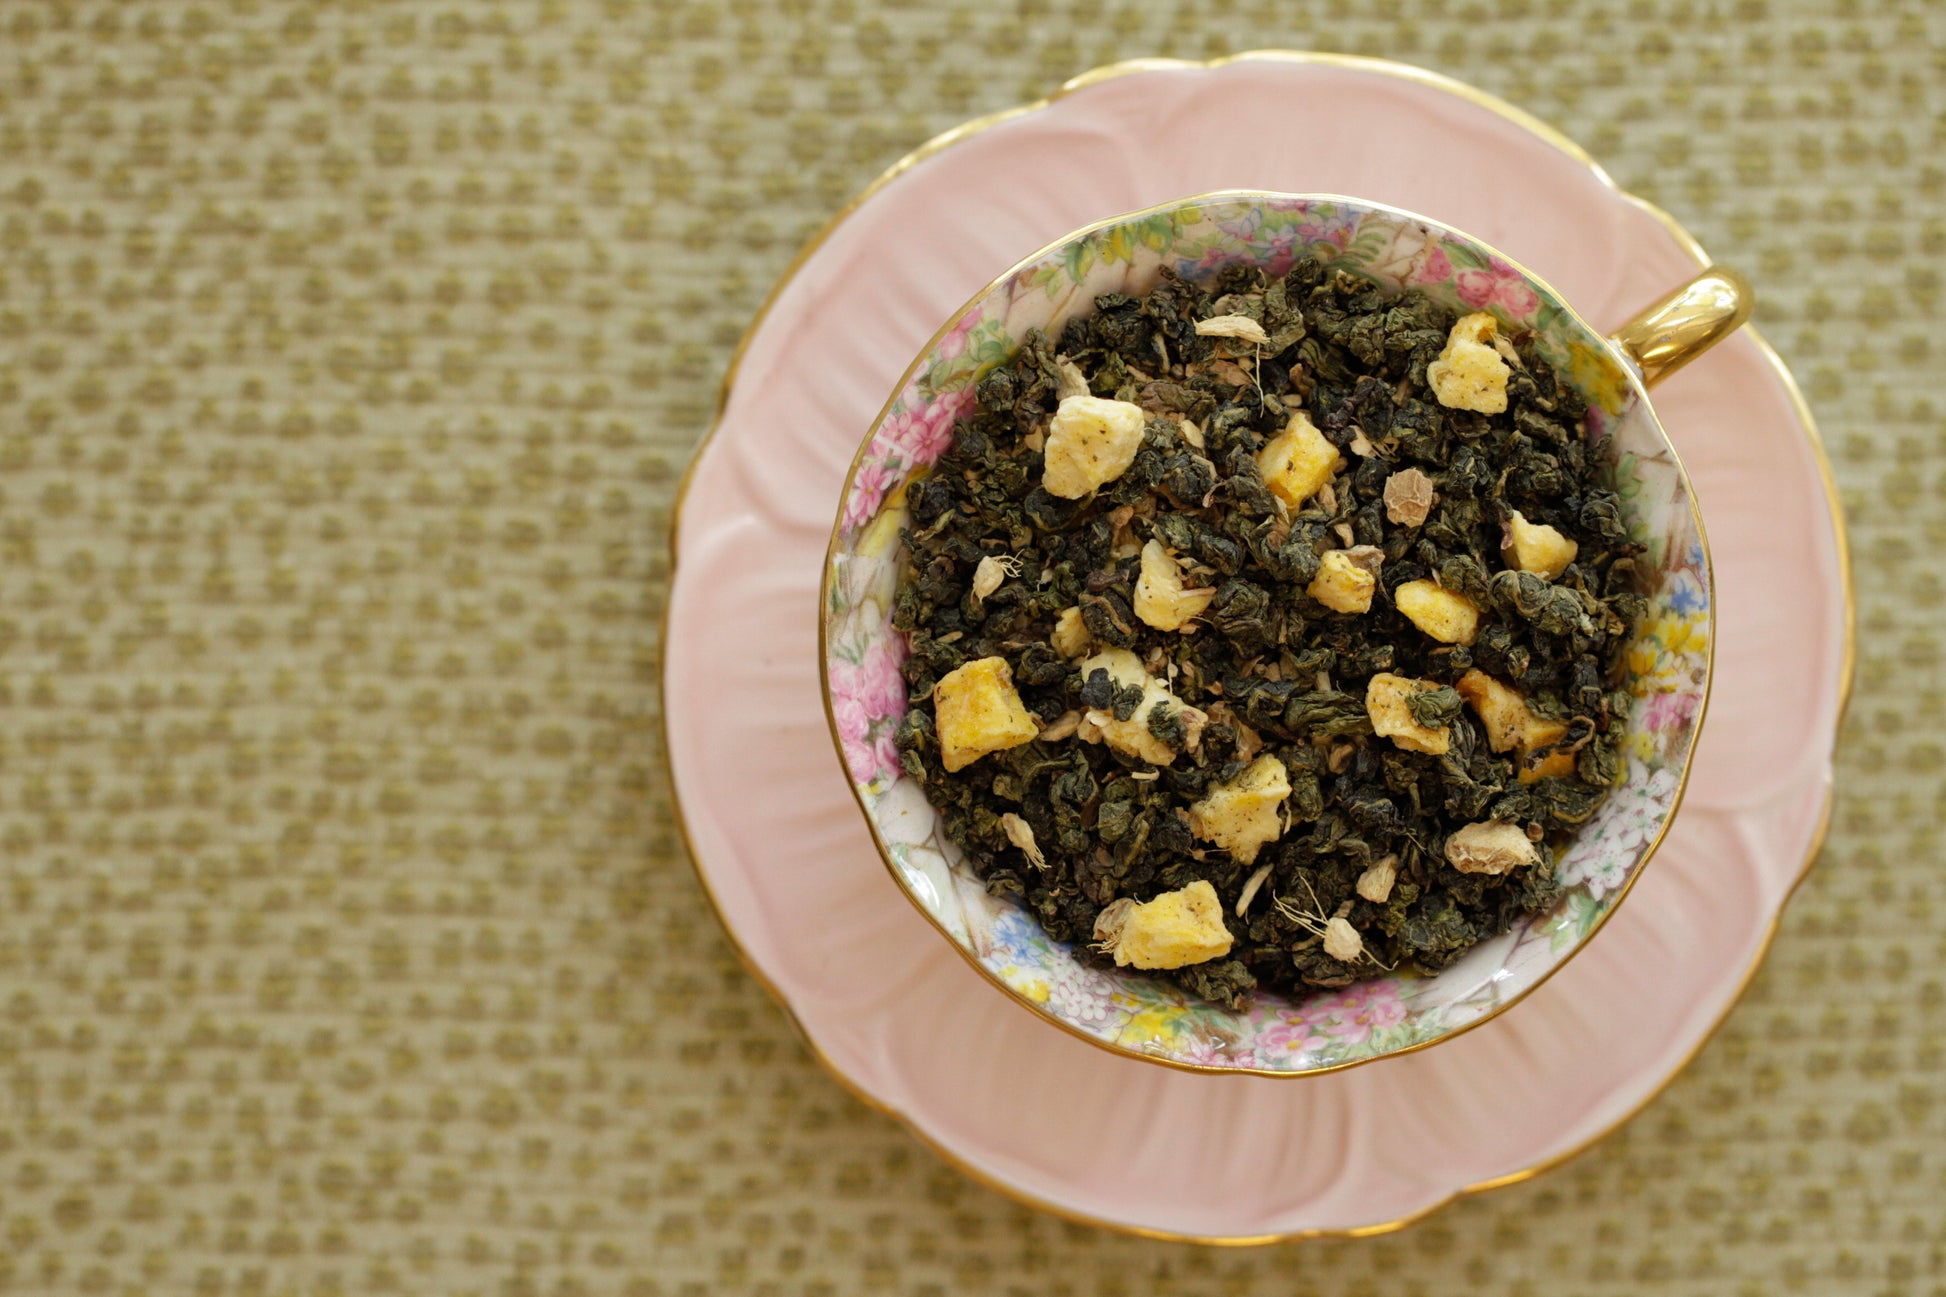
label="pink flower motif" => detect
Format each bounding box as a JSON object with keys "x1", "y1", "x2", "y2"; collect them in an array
[
  {"x1": 871, "y1": 728, "x2": 902, "y2": 781},
  {"x1": 1303, "y1": 981, "x2": 1408, "y2": 1047},
  {"x1": 1294, "y1": 218, "x2": 1352, "y2": 251},
  {"x1": 1643, "y1": 689, "x2": 1700, "y2": 734},
  {"x1": 857, "y1": 640, "x2": 908, "y2": 716},
  {"x1": 842, "y1": 458, "x2": 896, "y2": 533},
  {"x1": 1170, "y1": 1032, "x2": 1240, "y2": 1068},
  {"x1": 1257, "y1": 1014, "x2": 1328, "y2": 1059},
  {"x1": 934, "y1": 311, "x2": 982, "y2": 363},
  {"x1": 1411, "y1": 245, "x2": 1453, "y2": 286},
  {"x1": 882, "y1": 386, "x2": 973, "y2": 471},
  {"x1": 1454, "y1": 256, "x2": 1541, "y2": 320},
  {"x1": 829, "y1": 687, "x2": 878, "y2": 783},
  {"x1": 829, "y1": 643, "x2": 910, "y2": 785},
  {"x1": 825, "y1": 634, "x2": 906, "y2": 778}
]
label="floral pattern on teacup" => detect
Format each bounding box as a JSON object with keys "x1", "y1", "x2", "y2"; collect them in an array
[{"x1": 825, "y1": 195, "x2": 1710, "y2": 1073}]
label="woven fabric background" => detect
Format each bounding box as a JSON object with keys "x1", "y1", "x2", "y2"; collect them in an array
[{"x1": 0, "y1": 2, "x2": 1939, "y2": 1294}]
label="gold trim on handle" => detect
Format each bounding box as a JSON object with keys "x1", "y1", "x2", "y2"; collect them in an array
[
  {"x1": 1609, "y1": 266, "x2": 1754, "y2": 389},
  {"x1": 659, "y1": 50, "x2": 1855, "y2": 1245}
]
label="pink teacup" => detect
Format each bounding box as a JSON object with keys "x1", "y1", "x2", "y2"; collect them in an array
[{"x1": 822, "y1": 191, "x2": 1744, "y2": 1075}]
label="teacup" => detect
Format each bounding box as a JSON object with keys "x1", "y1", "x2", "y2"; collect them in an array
[{"x1": 821, "y1": 192, "x2": 1742, "y2": 1075}]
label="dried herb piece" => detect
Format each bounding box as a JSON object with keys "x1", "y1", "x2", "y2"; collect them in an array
[{"x1": 890, "y1": 258, "x2": 1642, "y2": 1004}]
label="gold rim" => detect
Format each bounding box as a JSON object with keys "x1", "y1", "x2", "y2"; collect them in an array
[
  {"x1": 815, "y1": 186, "x2": 1717, "y2": 1079},
  {"x1": 660, "y1": 50, "x2": 1854, "y2": 1244}
]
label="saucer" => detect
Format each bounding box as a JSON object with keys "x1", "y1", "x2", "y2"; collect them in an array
[{"x1": 663, "y1": 52, "x2": 1850, "y2": 1241}]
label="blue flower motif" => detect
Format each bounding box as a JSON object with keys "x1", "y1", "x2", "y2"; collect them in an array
[
  {"x1": 987, "y1": 905, "x2": 1046, "y2": 963},
  {"x1": 1667, "y1": 570, "x2": 1708, "y2": 615}
]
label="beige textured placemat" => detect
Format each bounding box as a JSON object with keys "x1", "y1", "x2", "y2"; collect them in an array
[{"x1": 0, "y1": 3, "x2": 1938, "y2": 1293}]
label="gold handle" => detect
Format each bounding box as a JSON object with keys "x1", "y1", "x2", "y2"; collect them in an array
[{"x1": 1608, "y1": 266, "x2": 1753, "y2": 390}]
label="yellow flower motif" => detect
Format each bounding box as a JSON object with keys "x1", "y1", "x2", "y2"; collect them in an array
[
  {"x1": 1566, "y1": 337, "x2": 1630, "y2": 415},
  {"x1": 1120, "y1": 1008, "x2": 1185, "y2": 1046},
  {"x1": 998, "y1": 966, "x2": 1052, "y2": 1004},
  {"x1": 857, "y1": 491, "x2": 908, "y2": 559},
  {"x1": 1648, "y1": 613, "x2": 1706, "y2": 657},
  {"x1": 1627, "y1": 728, "x2": 1659, "y2": 763},
  {"x1": 1628, "y1": 612, "x2": 1708, "y2": 690},
  {"x1": 1627, "y1": 642, "x2": 1660, "y2": 679}
]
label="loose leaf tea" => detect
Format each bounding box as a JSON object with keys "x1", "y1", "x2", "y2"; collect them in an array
[{"x1": 889, "y1": 256, "x2": 1645, "y2": 1009}]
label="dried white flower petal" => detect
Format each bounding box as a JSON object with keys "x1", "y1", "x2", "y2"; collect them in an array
[
  {"x1": 1340, "y1": 545, "x2": 1384, "y2": 576},
  {"x1": 970, "y1": 554, "x2": 1014, "y2": 601},
  {"x1": 1444, "y1": 820, "x2": 1542, "y2": 875},
  {"x1": 1092, "y1": 897, "x2": 1135, "y2": 946},
  {"x1": 1001, "y1": 812, "x2": 1047, "y2": 870},
  {"x1": 1236, "y1": 862, "x2": 1275, "y2": 917},
  {"x1": 1037, "y1": 709, "x2": 1082, "y2": 742},
  {"x1": 1322, "y1": 917, "x2": 1364, "y2": 962},
  {"x1": 1383, "y1": 467, "x2": 1437, "y2": 527},
  {"x1": 1055, "y1": 359, "x2": 1091, "y2": 401},
  {"x1": 1356, "y1": 855, "x2": 1398, "y2": 903},
  {"x1": 1194, "y1": 314, "x2": 1270, "y2": 347}
]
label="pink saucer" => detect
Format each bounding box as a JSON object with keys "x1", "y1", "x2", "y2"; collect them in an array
[{"x1": 663, "y1": 53, "x2": 1849, "y2": 1241}]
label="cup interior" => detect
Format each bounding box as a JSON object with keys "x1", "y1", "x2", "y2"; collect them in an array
[{"x1": 823, "y1": 192, "x2": 1711, "y2": 1074}]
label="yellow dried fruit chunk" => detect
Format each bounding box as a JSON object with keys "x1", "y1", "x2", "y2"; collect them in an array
[
  {"x1": 1365, "y1": 672, "x2": 1451, "y2": 755},
  {"x1": 1519, "y1": 750, "x2": 1580, "y2": 784},
  {"x1": 1042, "y1": 394, "x2": 1148, "y2": 498},
  {"x1": 1394, "y1": 579, "x2": 1482, "y2": 645},
  {"x1": 1076, "y1": 648, "x2": 1205, "y2": 766},
  {"x1": 1503, "y1": 510, "x2": 1579, "y2": 580},
  {"x1": 932, "y1": 656, "x2": 1039, "y2": 773},
  {"x1": 1455, "y1": 670, "x2": 1564, "y2": 752},
  {"x1": 1133, "y1": 538, "x2": 1216, "y2": 631},
  {"x1": 1455, "y1": 669, "x2": 1575, "y2": 783},
  {"x1": 1306, "y1": 547, "x2": 1382, "y2": 614},
  {"x1": 1444, "y1": 820, "x2": 1542, "y2": 875},
  {"x1": 1049, "y1": 605, "x2": 1092, "y2": 659},
  {"x1": 1101, "y1": 880, "x2": 1233, "y2": 970},
  {"x1": 1256, "y1": 410, "x2": 1344, "y2": 510},
  {"x1": 1188, "y1": 755, "x2": 1292, "y2": 865},
  {"x1": 1427, "y1": 312, "x2": 1511, "y2": 414}
]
